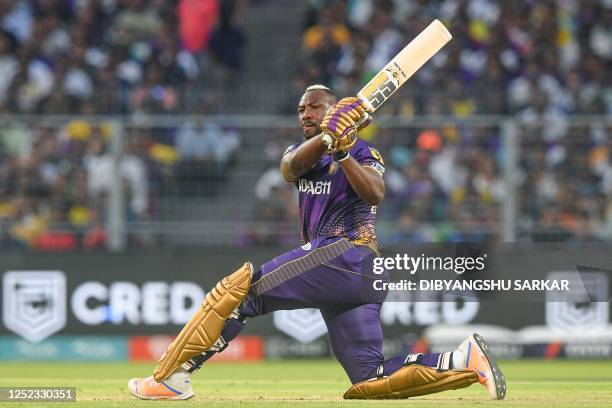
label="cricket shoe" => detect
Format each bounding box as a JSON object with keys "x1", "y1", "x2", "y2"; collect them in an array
[
  {"x1": 456, "y1": 333, "x2": 506, "y2": 400},
  {"x1": 128, "y1": 369, "x2": 194, "y2": 400}
]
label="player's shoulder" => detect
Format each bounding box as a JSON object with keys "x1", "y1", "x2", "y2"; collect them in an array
[
  {"x1": 283, "y1": 142, "x2": 301, "y2": 156},
  {"x1": 352, "y1": 139, "x2": 384, "y2": 163}
]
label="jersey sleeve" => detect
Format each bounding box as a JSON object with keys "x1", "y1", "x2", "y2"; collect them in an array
[
  {"x1": 283, "y1": 143, "x2": 300, "y2": 157},
  {"x1": 354, "y1": 144, "x2": 385, "y2": 176}
]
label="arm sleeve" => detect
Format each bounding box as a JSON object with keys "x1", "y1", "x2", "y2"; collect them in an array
[{"x1": 353, "y1": 145, "x2": 385, "y2": 176}]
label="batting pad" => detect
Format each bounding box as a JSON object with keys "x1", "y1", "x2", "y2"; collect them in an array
[
  {"x1": 154, "y1": 262, "x2": 253, "y2": 381},
  {"x1": 343, "y1": 365, "x2": 478, "y2": 399}
]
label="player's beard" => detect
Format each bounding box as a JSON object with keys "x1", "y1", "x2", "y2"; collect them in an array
[{"x1": 302, "y1": 122, "x2": 321, "y2": 140}]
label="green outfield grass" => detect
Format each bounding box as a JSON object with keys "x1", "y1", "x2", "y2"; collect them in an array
[{"x1": 1, "y1": 360, "x2": 611, "y2": 407}]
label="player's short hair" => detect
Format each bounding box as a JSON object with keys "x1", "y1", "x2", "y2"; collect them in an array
[{"x1": 304, "y1": 84, "x2": 337, "y2": 102}]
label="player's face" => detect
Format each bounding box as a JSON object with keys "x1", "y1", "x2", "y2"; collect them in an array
[{"x1": 298, "y1": 90, "x2": 333, "y2": 139}]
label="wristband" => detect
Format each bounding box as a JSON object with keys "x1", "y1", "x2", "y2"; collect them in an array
[{"x1": 333, "y1": 151, "x2": 350, "y2": 162}]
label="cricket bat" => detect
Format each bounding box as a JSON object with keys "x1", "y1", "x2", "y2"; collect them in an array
[{"x1": 358, "y1": 19, "x2": 452, "y2": 112}]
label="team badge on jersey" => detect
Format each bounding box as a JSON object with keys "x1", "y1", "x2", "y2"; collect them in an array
[
  {"x1": 369, "y1": 147, "x2": 384, "y2": 164},
  {"x1": 365, "y1": 147, "x2": 385, "y2": 175}
]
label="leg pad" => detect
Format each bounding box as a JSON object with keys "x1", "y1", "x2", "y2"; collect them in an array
[
  {"x1": 343, "y1": 365, "x2": 478, "y2": 399},
  {"x1": 153, "y1": 262, "x2": 253, "y2": 381}
]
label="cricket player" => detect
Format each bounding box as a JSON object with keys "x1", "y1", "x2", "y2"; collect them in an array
[{"x1": 128, "y1": 85, "x2": 506, "y2": 401}]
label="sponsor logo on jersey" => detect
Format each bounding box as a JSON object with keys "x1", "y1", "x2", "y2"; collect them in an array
[
  {"x1": 365, "y1": 162, "x2": 385, "y2": 175},
  {"x1": 298, "y1": 179, "x2": 331, "y2": 195}
]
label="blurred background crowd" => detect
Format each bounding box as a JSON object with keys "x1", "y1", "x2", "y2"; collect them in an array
[
  {"x1": 0, "y1": 0, "x2": 247, "y2": 115},
  {"x1": 0, "y1": 0, "x2": 610, "y2": 250}
]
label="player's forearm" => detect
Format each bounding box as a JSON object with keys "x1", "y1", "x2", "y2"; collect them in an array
[
  {"x1": 280, "y1": 135, "x2": 328, "y2": 181},
  {"x1": 340, "y1": 157, "x2": 385, "y2": 205}
]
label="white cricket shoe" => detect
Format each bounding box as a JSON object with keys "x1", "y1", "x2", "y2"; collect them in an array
[
  {"x1": 456, "y1": 333, "x2": 506, "y2": 400},
  {"x1": 128, "y1": 369, "x2": 194, "y2": 400}
]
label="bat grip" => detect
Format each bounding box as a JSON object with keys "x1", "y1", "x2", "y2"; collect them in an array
[{"x1": 355, "y1": 112, "x2": 370, "y2": 129}]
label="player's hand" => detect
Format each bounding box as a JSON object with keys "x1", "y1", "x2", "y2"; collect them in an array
[{"x1": 321, "y1": 97, "x2": 369, "y2": 152}]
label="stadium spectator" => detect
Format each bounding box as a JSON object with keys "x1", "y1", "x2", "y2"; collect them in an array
[
  {"x1": 0, "y1": 0, "x2": 32, "y2": 43},
  {"x1": 302, "y1": 5, "x2": 350, "y2": 84},
  {"x1": 129, "y1": 61, "x2": 179, "y2": 114},
  {"x1": 249, "y1": 167, "x2": 298, "y2": 245},
  {"x1": 84, "y1": 134, "x2": 149, "y2": 219},
  {"x1": 245, "y1": 131, "x2": 300, "y2": 246},
  {"x1": 178, "y1": 0, "x2": 219, "y2": 53},
  {"x1": 111, "y1": 0, "x2": 162, "y2": 46},
  {"x1": 0, "y1": 30, "x2": 18, "y2": 110},
  {"x1": 175, "y1": 118, "x2": 240, "y2": 195},
  {"x1": 208, "y1": 0, "x2": 247, "y2": 77}
]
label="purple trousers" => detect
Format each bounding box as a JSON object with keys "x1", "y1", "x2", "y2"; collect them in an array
[
  {"x1": 240, "y1": 237, "x2": 388, "y2": 383},
  {"x1": 196, "y1": 237, "x2": 412, "y2": 383}
]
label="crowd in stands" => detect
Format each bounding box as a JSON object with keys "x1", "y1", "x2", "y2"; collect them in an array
[
  {"x1": 0, "y1": 0, "x2": 247, "y2": 115},
  {"x1": 0, "y1": 0, "x2": 244, "y2": 249},
  {"x1": 0, "y1": 119, "x2": 240, "y2": 250},
  {"x1": 298, "y1": 0, "x2": 610, "y2": 116},
  {"x1": 284, "y1": 0, "x2": 611, "y2": 243},
  {"x1": 0, "y1": 0, "x2": 610, "y2": 249},
  {"x1": 1, "y1": 122, "x2": 113, "y2": 250}
]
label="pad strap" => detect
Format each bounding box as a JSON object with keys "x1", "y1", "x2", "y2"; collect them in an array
[
  {"x1": 437, "y1": 352, "x2": 453, "y2": 371},
  {"x1": 404, "y1": 353, "x2": 423, "y2": 365},
  {"x1": 181, "y1": 308, "x2": 246, "y2": 373},
  {"x1": 181, "y1": 335, "x2": 229, "y2": 372}
]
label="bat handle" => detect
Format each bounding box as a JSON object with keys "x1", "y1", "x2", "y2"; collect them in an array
[{"x1": 355, "y1": 112, "x2": 370, "y2": 129}]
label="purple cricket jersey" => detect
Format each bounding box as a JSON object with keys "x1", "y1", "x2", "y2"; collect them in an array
[{"x1": 284, "y1": 139, "x2": 385, "y2": 248}]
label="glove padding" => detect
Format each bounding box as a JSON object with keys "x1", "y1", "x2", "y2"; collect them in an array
[{"x1": 321, "y1": 97, "x2": 370, "y2": 152}]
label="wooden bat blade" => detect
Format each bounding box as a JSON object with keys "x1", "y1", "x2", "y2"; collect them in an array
[{"x1": 357, "y1": 19, "x2": 452, "y2": 112}]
